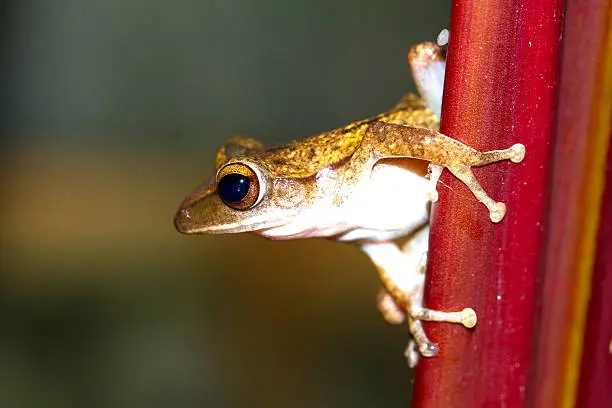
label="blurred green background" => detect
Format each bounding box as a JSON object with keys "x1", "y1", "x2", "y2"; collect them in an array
[{"x1": 1, "y1": 1, "x2": 449, "y2": 407}]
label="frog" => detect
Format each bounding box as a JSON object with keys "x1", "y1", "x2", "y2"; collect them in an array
[{"x1": 174, "y1": 41, "x2": 526, "y2": 366}]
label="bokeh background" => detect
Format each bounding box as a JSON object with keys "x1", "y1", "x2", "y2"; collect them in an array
[{"x1": 1, "y1": 1, "x2": 450, "y2": 407}]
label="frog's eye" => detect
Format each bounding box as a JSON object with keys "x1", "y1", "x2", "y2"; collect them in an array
[{"x1": 216, "y1": 163, "x2": 261, "y2": 210}]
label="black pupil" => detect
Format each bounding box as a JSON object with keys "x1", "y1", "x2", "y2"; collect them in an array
[{"x1": 218, "y1": 173, "x2": 251, "y2": 203}]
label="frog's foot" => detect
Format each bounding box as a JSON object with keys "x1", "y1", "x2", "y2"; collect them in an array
[
  {"x1": 407, "y1": 316, "x2": 439, "y2": 358},
  {"x1": 377, "y1": 289, "x2": 437, "y2": 366},
  {"x1": 387, "y1": 302, "x2": 478, "y2": 367},
  {"x1": 377, "y1": 289, "x2": 440, "y2": 365},
  {"x1": 447, "y1": 143, "x2": 525, "y2": 223},
  {"x1": 376, "y1": 289, "x2": 436, "y2": 367},
  {"x1": 400, "y1": 305, "x2": 477, "y2": 367}
]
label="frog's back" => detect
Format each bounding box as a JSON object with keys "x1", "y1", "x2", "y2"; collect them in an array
[{"x1": 256, "y1": 94, "x2": 438, "y2": 178}]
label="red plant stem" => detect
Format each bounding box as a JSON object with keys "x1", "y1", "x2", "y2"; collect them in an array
[
  {"x1": 412, "y1": 1, "x2": 563, "y2": 407},
  {"x1": 535, "y1": 0, "x2": 612, "y2": 407},
  {"x1": 576, "y1": 140, "x2": 612, "y2": 408}
]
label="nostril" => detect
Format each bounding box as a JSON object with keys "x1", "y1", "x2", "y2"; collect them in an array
[{"x1": 180, "y1": 208, "x2": 191, "y2": 219}]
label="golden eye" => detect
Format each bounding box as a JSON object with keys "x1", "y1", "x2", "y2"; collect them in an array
[{"x1": 216, "y1": 163, "x2": 261, "y2": 210}]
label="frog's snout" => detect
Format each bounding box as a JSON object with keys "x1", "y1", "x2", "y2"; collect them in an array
[{"x1": 174, "y1": 207, "x2": 193, "y2": 234}]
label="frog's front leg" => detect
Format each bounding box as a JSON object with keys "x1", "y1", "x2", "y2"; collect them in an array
[
  {"x1": 362, "y1": 226, "x2": 476, "y2": 366},
  {"x1": 361, "y1": 122, "x2": 526, "y2": 222}
]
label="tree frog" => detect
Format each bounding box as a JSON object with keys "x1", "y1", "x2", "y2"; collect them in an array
[{"x1": 174, "y1": 41, "x2": 525, "y2": 366}]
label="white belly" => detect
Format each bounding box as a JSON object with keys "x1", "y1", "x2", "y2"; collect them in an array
[
  {"x1": 337, "y1": 162, "x2": 430, "y2": 242},
  {"x1": 258, "y1": 162, "x2": 431, "y2": 242}
]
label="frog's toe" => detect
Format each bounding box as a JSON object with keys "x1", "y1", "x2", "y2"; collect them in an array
[
  {"x1": 418, "y1": 341, "x2": 439, "y2": 357},
  {"x1": 377, "y1": 289, "x2": 406, "y2": 325},
  {"x1": 510, "y1": 143, "x2": 526, "y2": 163},
  {"x1": 489, "y1": 202, "x2": 507, "y2": 223},
  {"x1": 460, "y1": 308, "x2": 477, "y2": 328}
]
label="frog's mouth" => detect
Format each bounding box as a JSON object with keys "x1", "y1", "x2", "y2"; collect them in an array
[
  {"x1": 174, "y1": 205, "x2": 291, "y2": 234},
  {"x1": 174, "y1": 190, "x2": 297, "y2": 235}
]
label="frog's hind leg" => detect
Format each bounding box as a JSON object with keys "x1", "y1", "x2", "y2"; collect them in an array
[{"x1": 364, "y1": 226, "x2": 477, "y2": 365}]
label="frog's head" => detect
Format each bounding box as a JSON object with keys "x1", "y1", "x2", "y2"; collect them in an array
[{"x1": 174, "y1": 137, "x2": 311, "y2": 235}]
